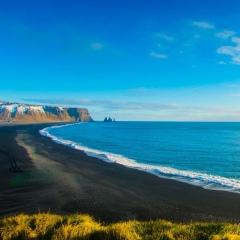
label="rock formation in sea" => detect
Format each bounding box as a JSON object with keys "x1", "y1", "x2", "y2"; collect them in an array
[
  {"x1": 0, "y1": 101, "x2": 94, "y2": 123},
  {"x1": 103, "y1": 117, "x2": 116, "y2": 122}
]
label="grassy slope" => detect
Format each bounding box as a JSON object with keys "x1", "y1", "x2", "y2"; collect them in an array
[{"x1": 1, "y1": 213, "x2": 240, "y2": 240}]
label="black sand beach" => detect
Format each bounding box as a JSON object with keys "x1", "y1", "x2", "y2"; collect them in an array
[{"x1": 1, "y1": 123, "x2": 240, "y2": 223}]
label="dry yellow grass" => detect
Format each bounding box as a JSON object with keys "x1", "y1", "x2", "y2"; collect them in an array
[{"x1": 1, "y1": 213, "x2": 240, "y2": 240}]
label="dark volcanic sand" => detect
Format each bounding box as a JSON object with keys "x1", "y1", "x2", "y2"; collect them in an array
[{"x1": 1, "y1": 123, "x2": 240, "y2": 223}]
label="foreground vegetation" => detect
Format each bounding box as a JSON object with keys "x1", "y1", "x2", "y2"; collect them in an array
[{"x1": 1, "y1": 213, "x2": 240, "y2": 240}]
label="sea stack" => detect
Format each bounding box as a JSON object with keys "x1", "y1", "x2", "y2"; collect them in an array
[{"x1": 104, "y1": 117, "x2": 115, "y2": 122}]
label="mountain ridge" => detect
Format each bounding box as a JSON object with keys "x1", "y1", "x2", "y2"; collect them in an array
[{"x1": 0, "y1": 101, "x2": 94, "y2": 123}]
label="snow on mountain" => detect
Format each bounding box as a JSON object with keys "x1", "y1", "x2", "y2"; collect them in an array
[{"x1": 0, "y1": 102, "x2": 93, "y2": 123}]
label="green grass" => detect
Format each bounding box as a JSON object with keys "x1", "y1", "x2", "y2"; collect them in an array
[{"x1": 1, "y1": 213, "x2": 240, "y2": 240}]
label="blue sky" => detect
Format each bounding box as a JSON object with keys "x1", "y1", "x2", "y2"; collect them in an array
[{"x1": 1, "y1": 0, "x2": 240, "y2": 121}]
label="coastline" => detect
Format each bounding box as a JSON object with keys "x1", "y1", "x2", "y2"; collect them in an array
[
  {"x1": 1, "y1": 123, "x2": 240, "y2": 223},
  {"x1": 40, "y1": 122, "x2": 240, "y2": 194}
]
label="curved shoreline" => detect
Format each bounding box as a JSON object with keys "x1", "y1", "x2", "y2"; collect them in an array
[
  {"x1": 1, "y1": 123, "x2": 240, "y2": 223},
  {"x1": 40, "y1": 123, "x2": 240, "y2": 195}
]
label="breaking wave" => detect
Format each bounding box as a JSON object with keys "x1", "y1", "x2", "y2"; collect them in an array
[{"x1": 40, "y1": 124, "x2": 240, "y2": 194}]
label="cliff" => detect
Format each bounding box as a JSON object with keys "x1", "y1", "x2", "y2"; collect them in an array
[{"x1": 0, "y1": 101, "x2": 94, "y2": 123}]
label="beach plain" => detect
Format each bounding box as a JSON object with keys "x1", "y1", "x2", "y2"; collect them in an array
[{"x1": 1, "y1": 123, "x2": 240, "y2": 238}]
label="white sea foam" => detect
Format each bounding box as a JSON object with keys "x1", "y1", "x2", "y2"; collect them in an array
[{"x1": 39, "y1": 124, "x2": 240, "y2": 194}]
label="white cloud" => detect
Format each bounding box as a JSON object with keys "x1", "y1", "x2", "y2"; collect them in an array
[
  {"x1": 155, "y1": 33, "x2": 173, "y2": 41},
  {"x1": 216, "y1": 30, "x2": 235, "y2": 39},
  {"x1": 218, "y1": 61, "x2": 227, "y2": 65},
  {"x1": 231, "y1": 55, "x2": 240, "y2": 65},
  {"x1": 233, "y1": 37, "x2": 240, "y2": 45},
  {"x1": 193, "y1": 21, "x2": 215, "y2": 29},
  {"x1": 150, "y1": 52, "x2": 168, "y2": 59},
  {"x1": 217, "y1": 37, "x2": 240, "y2": 65},
  {"x1": 90, "y1": 42, "x2": 103, "y2": 50}
]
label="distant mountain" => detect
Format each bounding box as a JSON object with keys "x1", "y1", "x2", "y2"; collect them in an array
[{"x1": 0, "y1": 101, "x2": 94, "y2": 123}]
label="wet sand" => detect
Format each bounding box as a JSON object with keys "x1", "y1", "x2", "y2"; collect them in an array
[{"x1": 1, "y1": 123, "x2": 240, "y2": 223}]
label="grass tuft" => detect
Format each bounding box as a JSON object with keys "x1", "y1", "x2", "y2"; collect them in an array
[{"x1": 1, "y1": 213, "x2": 240, "y2": 240}]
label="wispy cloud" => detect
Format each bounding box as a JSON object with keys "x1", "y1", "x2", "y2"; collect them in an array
[
  {"x1": 90, "y1": 42, "x2": 103, "y2": 50},
  {"x1": 184, "y1": 85, "x2": 205, "y2": 93},
  {"x1": 193, "y1": 21, "x2": 215, "y2": 29},
  {"x1": 218, "y1": 61, "x2": 227, "y2": 65},
  {"x1": 217, "y1": 37, "x2": 240, "y2": 65},
  {"x1": 22, "y1": 97, "x2": 240, "y2": 121},
  {"x1": 125, "y1": 86, "x2": 205, "y2": 97},
  {"x1": 150, "y1": 52, "x2": 168, "y2": 59},
  {"x1": 224, "y1": 84, "x2": 240, "y2": 88},
  {"x1": 155, "y1": 33, "x2": 173, "y2": 41},
  {"x1": 22, "y1": 98, "x2": 181, "y2": 111},
  {"x1": 216, "y1": 30, "x2": 235, "y2": 39}
]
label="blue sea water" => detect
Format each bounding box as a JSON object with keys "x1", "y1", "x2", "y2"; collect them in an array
[{"x1": 40, "y1": 122, "x2": 240, "y2": 193}]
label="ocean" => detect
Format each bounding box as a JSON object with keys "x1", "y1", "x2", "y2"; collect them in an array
[{"x1": 40, "y1": 121, "x2": 240, "y2": 193}]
